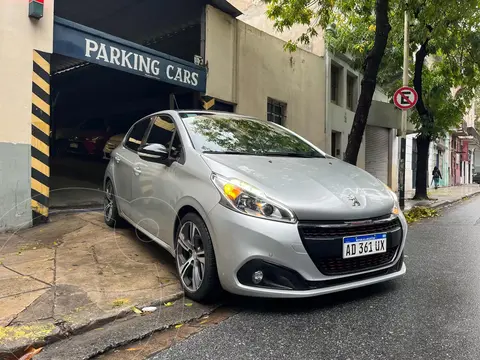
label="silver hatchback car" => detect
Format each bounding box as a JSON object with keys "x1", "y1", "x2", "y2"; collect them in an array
[{"x1": 104, "y1": 110, "x2": 407, "y2": 302}]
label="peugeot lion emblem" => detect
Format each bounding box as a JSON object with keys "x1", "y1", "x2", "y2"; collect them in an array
[{"x1": 347, "y1": 194, "x2": 361, "y2": 207}]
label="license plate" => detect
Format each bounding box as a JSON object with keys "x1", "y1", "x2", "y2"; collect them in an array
[
  {"x1": 343, "y1": 233, "x2": 387, "y2": 259},
  {"x1": 70, "y1": 143, "x2": 78, "y2": 148}
]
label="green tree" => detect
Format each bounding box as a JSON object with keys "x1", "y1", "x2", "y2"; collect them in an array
[
  {"x1": 265, "y1": 0, "x2": 480, "y2": 199},
  {"x1": 327, "y1": 0, "x2": 480, "y2": 198},
  {"x1": 264, "y1": 0, "x2": 392, "y2": 166}
]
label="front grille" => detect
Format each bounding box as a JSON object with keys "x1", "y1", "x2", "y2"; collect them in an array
[
  {"x1": 299, "y1": 217, "x2": 401, "y2": 240},
  {"x1": 298, "y1": 216, "x2": 402, "y2": 276},
  {"x1": 316, "y1": 246, "x2": 398, "y2": 276}
]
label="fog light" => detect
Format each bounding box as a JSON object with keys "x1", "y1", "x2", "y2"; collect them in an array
[{"x1": 252, "y1": 270, "x2": 264, "y2": 284}]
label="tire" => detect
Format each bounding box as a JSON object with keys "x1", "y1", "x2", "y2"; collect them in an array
[
  {"x1": 104, "y1": 180, "x2": 126, "y2": 228},
  {"x1": 175, "y1": 213, "x2": 221, "y2": 302}
]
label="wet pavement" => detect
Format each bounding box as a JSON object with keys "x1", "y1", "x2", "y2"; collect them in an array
[
  {"x1": 404, "y1": 184, "x2": 480, "y2": 211},
  {"x1": 149, "y1": 194, "x2": 480, "y2": 360},
  {"x1": 0, "y1": 212, "x2": 182, "y2": 354}
]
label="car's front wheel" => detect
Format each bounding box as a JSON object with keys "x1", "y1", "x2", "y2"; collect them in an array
[
  {"x1": 175, "y1": 213, "x2": 221, "y2": 302},
  {"x1": 104, "y1": 180, "x2": 125, "y2": 228}
]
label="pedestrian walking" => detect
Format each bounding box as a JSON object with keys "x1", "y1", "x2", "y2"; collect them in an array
[{"x1": 432, "y1": 166, "x2": 442, "y2": 189}]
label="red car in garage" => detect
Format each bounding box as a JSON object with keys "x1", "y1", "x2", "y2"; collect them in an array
[{"x1": 67, "y1": 118, "x2": 110, "y2": 157}]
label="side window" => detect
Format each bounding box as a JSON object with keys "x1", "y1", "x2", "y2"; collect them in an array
[
  {"x1": 125, "y1": 118, "x2": 150, "y2": 152},
  {"x1": 145, "y1": 115, "x2": 176, "y2": 148}
]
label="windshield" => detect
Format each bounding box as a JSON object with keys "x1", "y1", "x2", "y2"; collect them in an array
[{"x1": 180, "y1": 114, "x2": 324, "y2": 158}]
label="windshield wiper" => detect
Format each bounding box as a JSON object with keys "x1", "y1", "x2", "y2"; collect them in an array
[
  {"x1": 263, "y1": 152, "x2": 324, "y2": 158},
  {"x1": 202, "y1": 150, "x2": 261, "y2": 156}
]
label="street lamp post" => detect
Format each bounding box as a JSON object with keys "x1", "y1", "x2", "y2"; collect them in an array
[{"x1": 398, "y1": 10, "x2": 410, "y2": 209}]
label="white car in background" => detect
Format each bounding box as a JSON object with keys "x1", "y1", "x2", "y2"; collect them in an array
[{"x1": 103, "y1": 134, "x2": 125, "y2": 159}]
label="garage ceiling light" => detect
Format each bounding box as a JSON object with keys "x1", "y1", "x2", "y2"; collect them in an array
[{"x1": 29, "y1": 0, "x2": 44, "y2": 19}]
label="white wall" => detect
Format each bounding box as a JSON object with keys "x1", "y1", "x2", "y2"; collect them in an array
[
  {"x1": 326, "y1": 53, "x2": 364, "y2": 167},
  {"x1": 228, "y1": 0, "x2": 326, "y2": 56},
  {"x1": 205, "y1": 6, "x2": 237, "y2": 103},
  {"x1": 329, "y1": 103, "x2": 366, "y2": 168},
  {"x1": 205, "y1": 5, "x2": 326, "y2": 149},
  {"x1": 0, "y1": 0, "x2": 54, "y2": 230},
  {"x1": 0, "y1": 0, "x2": 54, "y2": 144},
  {"x1": 325, "y1": 53, "x2": 395, "y2": 170},
  {"x1": 405, "y1": 134, "x2": 415, "y2": 192}
]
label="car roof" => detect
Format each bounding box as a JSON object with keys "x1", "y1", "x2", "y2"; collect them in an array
[{"x1": 154, "y1": 110, "x2": 253, "y2": 118}]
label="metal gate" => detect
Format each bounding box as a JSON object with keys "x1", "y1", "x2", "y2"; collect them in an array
[{"x1": 365, "y1": 125, "x2": 389, "y2": 185}]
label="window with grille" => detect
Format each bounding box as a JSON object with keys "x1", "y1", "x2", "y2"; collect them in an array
[
  {"x1": 267, "y1": 98, "x2": 287, "y2": 125},
  {"x1": 331, "y1": 65, "x2": 340, "y2": 104},
  {"x1": 347, "y1": 74, "x2": 357, "y2": 110}
]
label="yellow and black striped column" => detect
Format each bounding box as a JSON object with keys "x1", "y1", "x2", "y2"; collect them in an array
[{"x1": 31, "y1": 50, "x2": 51, "y2": 223}]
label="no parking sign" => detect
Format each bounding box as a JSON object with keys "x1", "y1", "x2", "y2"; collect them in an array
[{"x1": 393, "y1": 86, "x2": 418, "y2": 110}]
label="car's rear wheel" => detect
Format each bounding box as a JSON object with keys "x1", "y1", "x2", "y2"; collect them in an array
[
  {"x1": 104, "y1": 180, "x2": 125, "y2": 228},
  {"x1": 175, "y1": 213, "x2": 221, "y2": 302}
]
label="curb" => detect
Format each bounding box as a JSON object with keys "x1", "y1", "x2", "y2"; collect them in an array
[
  {"x1": 35, "y1": 301, "x2": 220, "y2": 360},
  {"x1": 408, "y1": 190, "x2": 480, "y2": 212},
  {"x1": 0, "y1": 291, "x2": 184, "y2": 358}
]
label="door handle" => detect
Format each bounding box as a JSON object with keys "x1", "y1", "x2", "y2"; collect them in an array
[
  {"x1": 114, "y1": 155, "x2": 121, "y2": 164},
  {"x1": 133, "y1": 166, "x2": 142, "y2": 176}
]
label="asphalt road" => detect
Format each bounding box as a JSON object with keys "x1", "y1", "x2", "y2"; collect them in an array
[{"x1": 150, "y1": 196, "x2": 480, "y2": 360}]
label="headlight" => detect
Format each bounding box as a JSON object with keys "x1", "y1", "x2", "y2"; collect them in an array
[
  {"x1": 383, "y1": 184, "x2": 400, "y2": 215},
  {"x1": 211, "y1": 174, "x2": 296, "y2": 223}
]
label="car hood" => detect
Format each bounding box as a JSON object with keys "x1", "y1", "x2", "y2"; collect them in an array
[{"x1": 201, "y1": 154, "x2": 395, "y2": 221}]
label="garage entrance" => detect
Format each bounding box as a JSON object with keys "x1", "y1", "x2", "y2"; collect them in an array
[{"x1": 47, "y1": 17, "x2": 207, "y2": 209}]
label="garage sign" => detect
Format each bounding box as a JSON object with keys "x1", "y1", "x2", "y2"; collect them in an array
[{"x1": 53, "y1": 17, "x2": 206, "y2": 92}]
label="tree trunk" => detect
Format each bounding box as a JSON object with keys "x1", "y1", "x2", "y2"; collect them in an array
[
  {"x1": 412, "y1": 39, "x2": 432, "y2": 199},
  {"x1": 344, "y1": 0, "x2": 391, "y2": 165},
  {"x1": 413, "y1": 135, "x2": 431, "y2": 199}
]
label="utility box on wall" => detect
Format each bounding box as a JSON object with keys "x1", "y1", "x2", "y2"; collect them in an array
[{"x1": 29, "y1": 0, "x2": 44, "y2": 19}]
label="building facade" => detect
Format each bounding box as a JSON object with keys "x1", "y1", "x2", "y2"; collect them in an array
[
  {"x1": 0, "y1": 0, "x2": 54, "y2": 230},
  {"x1": 204, "y1": 5, "x2": 326, "y2": 149},
  {"x1": 2, "y1": 0, "x2": 474, "y2": 231},
  {"x1": 229, "y1": 0, "x2": 405, "y2": 190},
  {"x1": 0, "y1": 0, "x2": 329, "y2": 230}
]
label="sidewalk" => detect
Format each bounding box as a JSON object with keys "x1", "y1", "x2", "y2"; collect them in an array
[
  {"x1": 0, "y1": 211, "x2": 183, "y2": 356},
  {"x1": 404, "y1": 184, "x2": 480, "y2": 211}
]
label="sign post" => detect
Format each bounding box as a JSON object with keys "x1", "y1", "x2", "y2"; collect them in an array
[
  {"x1": 394, "y1": 85, "x2": 417, "y2": 210},
  {"x1": 394, "y1": 85, "x2": 418, "y2": 210},
  {"x1": 394, "y1": 41, "x2": 419, "y2": 210}
]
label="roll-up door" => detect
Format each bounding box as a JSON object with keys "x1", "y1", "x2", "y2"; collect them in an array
[{"x1": 365, "y1": 125, "x2": 389, "y2": 184}]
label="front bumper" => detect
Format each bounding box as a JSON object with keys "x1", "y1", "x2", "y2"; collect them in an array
[{"x1": 208, "y1": 204, "x2": 407, "y2": 298}]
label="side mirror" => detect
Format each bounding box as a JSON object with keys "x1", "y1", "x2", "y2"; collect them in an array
[{"x1": 138, "y1": 143, "x2": 169, "y2": 163}]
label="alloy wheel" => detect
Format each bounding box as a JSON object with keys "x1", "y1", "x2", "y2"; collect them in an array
[
  {"x1": 104, "y1": 182, "x2": 114, "y2": 222},
  {"x1": 176, "y1": 221, "x2": 206, "y2": 292}
]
